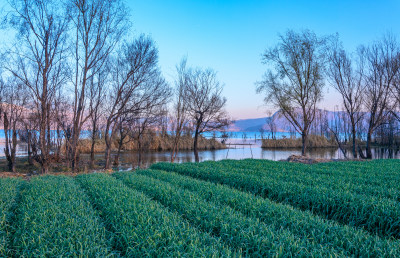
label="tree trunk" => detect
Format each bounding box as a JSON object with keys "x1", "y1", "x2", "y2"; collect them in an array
[
  {"x1": 137, "y1": 138, "x2": 142, "y2": 168},
  {"x1": 27, "y1": 130, "x2": 33, "y2": 166},
  {"x1": 4, "y1": 113, "x2": 12, "y2": 172},
  {"x1": 104, "y1": 145, "x2": 112, "y2": 170},
  {"x1": 366, "y1": 129, "x2": 373, "y2": 159},
  {"x1": 90, "y1": 138, "x2": 95, "y2": 168},
  {"x1": 39, "y1": 101, "x2": 49, "y2": 174},
  {"x1": 10, "y1": 127, "x2": 17, "y2": 173},
  {"x1": 301, "y1": 132, "x2": 307, "y2": 156},
  {"x1": 104, "y1": 122, "x2": 113, "y2": 169},
  {"x1": 70, "y1": 139, "x2": 78, "y2": 172},
  {"x1": 357, "y1": 145, "x2": 367, "y2": 159},
  {"x1": 89, "y1": 122, "x2": 97, "y2": 168},
  {"x1": 114, "y1": 140, "x2": 123, "y2": 166},
  {"x1": 194, "y1": 130, "x2": 199, "y2": 162},
  {"x1": 351, "y1": 126, "x2": 357, "y2": 159},
  {"x1": 171, "y1": 131, "x2": 181, "y2": 163}
]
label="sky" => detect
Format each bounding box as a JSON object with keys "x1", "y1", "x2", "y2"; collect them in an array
[
  {"x1": 1, "y1": 0, "x2": 399, "y2": 120},
  {"x1": 126, "y1": 0, "x2": 400, "y2": 120}
]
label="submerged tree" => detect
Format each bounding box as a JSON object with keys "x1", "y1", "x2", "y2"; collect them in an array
[
  {"x1": 361, "y1": 34, "x2": 400, "y2": 159},
  {"x1": 103, "y1": 35, "x2": 165, "y2": 169},
  {"x1": 327, "y1": 38, "x2": 364, "y2": 158},
  {"x1": 183, "y1": 64, "x2": 230, "y2": 162},
  {"x1": 170, "y1": 58, "x2": 190, "y2": 163},
  {"x1": 257, "y1": 30, "x2": 328, "y2": 155}
]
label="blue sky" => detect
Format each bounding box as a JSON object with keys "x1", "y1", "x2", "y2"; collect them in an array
[
  {"x1": 1, "y1": 0, "x2": 399, "y2": 119},
  {"x1": 127, "y1": 0, "x2": 400, "y2": 119}
]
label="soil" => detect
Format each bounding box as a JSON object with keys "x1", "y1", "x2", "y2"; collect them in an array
[{"x1": 282, "y1": 155, "x2": 367, "y2": 164}]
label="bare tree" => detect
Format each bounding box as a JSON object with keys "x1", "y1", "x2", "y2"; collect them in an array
[
  {"x1": 170, "y1": 58, "x2": 189, "y2": 162},
  {"x1": 183, "y1": 65, "x2": 230, "y2": 162},
  {"x1": 113, "y1": 115, "x2": 130, "y2": 167},
  {"x1": 130, "y1": 73, "x2": 171, "y2": 166},
  {"x1": 265, "y1": 110, "x2": 277, "y2": 140},
  {"x1": 2, "y1": 79, "x2": 29, "y2": 172},
  {"x1": 257, "y1": 30, "x2": 327, "y2": 155},
  {"x1": 327, "y1": 38, "x2": 364, "y2": 158},
  {"x1": 327, "y1": 106, "x2": 348, "y2": 159},
  {"x1": 7, "y1": 0, "x2": 69, "y2": 173},
  {"x1": 88, "y1": 70, "x2": 107, "y2": 168},
  {"x1": 64, "y1": 0, "x2": 129, "y2": 171},
  {"x1": 114, "y1": 75, "x2": 170, "y2": 168},
  {"x1": 103, "y1": 35, "x2": 160, "y2": 169},
  {"x1": 362, "y1": 34, "x2": 400, "y2": 159}
]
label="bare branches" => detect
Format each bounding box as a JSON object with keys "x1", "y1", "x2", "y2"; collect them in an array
[
  {"x1": 362, "y1": 33, "x2": 400, "y2": 158},
  {"x1": 7, "y1": 0, "x2": 69, "y2": 173},
  {"x1": 327, "y1": 37, "x2": 364, "y2": 158},
  {"x1": 257, "y1": 29, "x2": 328, "y2": 155},
  {"x1": 64, "y1": 0, "x2": 129, "y2": 171},
  {"x1": 103, "y1": 35, "x2": 168, "y2": 169},
  {"x1": 176, "y1": 60, "x2": 230, "y2": 161}
]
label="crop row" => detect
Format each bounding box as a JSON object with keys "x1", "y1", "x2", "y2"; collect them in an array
[
  {"x1": 0, "y1": 178, "x2": 21, "y2": 257},
  {"x1": 136, "y1": 169, "x2": 400, "y2": 257},
  {"x1": 225, "y1": 159, "x2": 400, "y2": 185},
  {"x1": 76, "y1": 173, "x2": 233, "y2": 257},
  {"x1": 201, "y1": 160, "x2": 400, "y2": 200},
  {"x1": 314, "y1": 159, "x2": 400, "y2": 177},
  {"x1": 115, "y1": 171, "x2": 343, "y2": 257},
  {"x1": 151, "y1": 162, "x2": 400, "y2": 239},
  {"x1": 11, "y1": 176, "x2": 111, "y2": 257}
]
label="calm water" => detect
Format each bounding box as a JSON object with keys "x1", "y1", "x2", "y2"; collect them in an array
[
  {"x1": 91, "y1": 141, "x2": 400, "y2": 170},
  {"x1": 1, "y1": 133, "x2": 400, "y2": 170}
]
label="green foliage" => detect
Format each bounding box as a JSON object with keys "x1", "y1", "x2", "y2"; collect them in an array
[
  {"x1": 3, "y1": 159, "x2": 400, "y2": 256},
  {"x1": 0, "y1": 178, "x2": 21, "y2": 256},
  {"x1": 114, "y1": 171, "x2": 341, "y2": 257},
  {"x1": 135, "y1": 168, "x2": 400, "y2": 257},
  {"x1": 151, "y1": 160, "x2": 400, "y2": 239},
  {"x1": 214, "y1": 159, "x2": 400, "y2": 199},
  {"x1": 76, "y1": 173, "x2": 232, "y2": 257},
  {"x1": 11, "y1": 176, "x2": 112, "y2": 257}
]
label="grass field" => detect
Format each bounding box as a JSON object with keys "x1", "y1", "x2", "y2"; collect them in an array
[{"x1": 1, "y1": 159, "x2": 400, "y2": 257}]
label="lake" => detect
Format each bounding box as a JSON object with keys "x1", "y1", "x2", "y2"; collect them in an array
[{"x1": 1, "y1": 132, "x2": 399, "y2": 170}]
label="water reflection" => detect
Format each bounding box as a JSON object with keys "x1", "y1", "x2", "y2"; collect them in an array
[
  {"x1": 2, "y1": 139, "x2": 400, "y2": 170},
  {"x1": 91, "y1": 143, "x2": 400, "y2": 170}
]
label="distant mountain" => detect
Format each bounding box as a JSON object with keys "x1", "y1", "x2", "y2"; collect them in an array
[
  {"x1": 228, "y1": 110, "x2": 351, "y2": 132},
  {"x1": 229, "y1": 111, "x2": 287, "y2": 132},
  {"x1": 228, "y1": 117, "x2": 267, "y2": 132}
]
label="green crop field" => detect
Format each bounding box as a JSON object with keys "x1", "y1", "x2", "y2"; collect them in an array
[{"x1": 1, "y1": 159, "x2": 400, "y2": 257}]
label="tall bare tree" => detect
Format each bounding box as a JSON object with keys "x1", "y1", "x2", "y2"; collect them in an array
[
  {"x1": 88, "y1": 69, "x2": 107, "y2": 168},
  {"x1": 170, "y1": 58, "x2": 189, "y2": 162},
  {"x1": 103, "y1": 35, "x2": 160, "y2": 169},
  {"x1": 257, "y1": 30, "x2": 327, "y2": 155},
  {"x1": 327, "y1": 38, "x2": 364, "y2": 158},
  {"x1": 65, "y1": 0, "x2": 129, "y2": 171},
  {"x1": 183, "y1": 65, "x2": 230, "y2": 162},
  {"x1": 7, "y1": 0, "x2": 69, "y2": 173},
  {"x1": 362, "y1": 34, "x2": 400, "y2": 158},
  {"x1": 121, "y1": 74, "x2": 170, "y2": 167}
]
